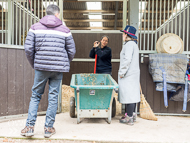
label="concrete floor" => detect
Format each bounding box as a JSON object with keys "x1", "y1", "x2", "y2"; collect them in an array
[{"x1": 0, "y1": 113, "x2": 189, "y2": 143}]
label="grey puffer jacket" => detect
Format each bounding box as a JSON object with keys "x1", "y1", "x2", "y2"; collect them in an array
[{"x1": 24, "y1": 15, "x2": 76, "y2": 72}]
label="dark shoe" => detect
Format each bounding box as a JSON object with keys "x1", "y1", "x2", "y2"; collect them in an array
[
  {"x1": 44, "y1": 127, "x2": 56, "y2": 138},
  {"x1": 119, "y1": 115, "x2": 134, "y2": 125},
  {"x1": 21, "y1": 126, "x2": 34, "y2": 137}
]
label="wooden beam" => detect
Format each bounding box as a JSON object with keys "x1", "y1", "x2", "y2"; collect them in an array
[
  {"x1": 78, "y1": 0, "x2": 122, "y2": 1},
  {"x1": 39, "y1": 9, "x2": 181, "y2": 13},
  {"x1": 68, "y1": 27, "x2": 120, "y2": 30},
  {"x1": 67, "y1": 26, "x2": 156, "y2": 30},
  {"x1": 114, "y1": 1, "x2": 119, "y2": 30},
  {"x1": 63, "y1": 19, "x2": 165, "y2": 23},
  {"x1": 63, "y1": 10, "x2": 179, "y2": 13}
]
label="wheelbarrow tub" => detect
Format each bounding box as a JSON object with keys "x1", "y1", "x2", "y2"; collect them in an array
[{"x1": 70, "y1": 74, "x2": 118, "y2": 124}]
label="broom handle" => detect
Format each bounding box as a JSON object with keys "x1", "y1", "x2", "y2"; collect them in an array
[{"x1": 140, "y1": 84, "x2": 143, "y2": 95}]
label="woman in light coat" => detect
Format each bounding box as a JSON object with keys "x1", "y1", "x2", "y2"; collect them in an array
[{"x1": 118, "y1": 25, "x2": 140, "y2": 125}]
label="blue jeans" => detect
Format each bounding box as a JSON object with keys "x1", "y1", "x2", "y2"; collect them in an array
[{"x1": 26, "y1": 70, "x2": 63, "y2": 128}]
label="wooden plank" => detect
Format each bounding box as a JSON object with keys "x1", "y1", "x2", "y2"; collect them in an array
[
  {"x1": 88, "y1": 62, "x2": 94, "y2": 74},
  {"x1": 68, "y1": 27, "x2": 155, "y2": 30},
  {"x1": 63, "y1": 19, "x2": 162, "y2": 23},
  {"x1": 140, "y1": 57, "x2": 147, "y2": 98},
  {"x1": 23, "y1": 56, "x2": 33, "y2": 113},
  {"x1": 0, "y1": 48, "x2": 8, "y2": 116},
  {"x1": 176, "y1": 101, "x2": 183, "y2": 114},
  {"x1": 87, "y1": 33, "x2": 99, "y2": 59},
  {"x1": 145, "y1": 57, "x2": 154, "y2": 109},
  {"x1": 72, "y1": 33, "x2": 87, "y2": 58},
  {"x1": 15, "y1": 49, "x2": 24, "y2": 114},
  {"x1": 153, "y1": 81, "x2": 161, "y2": 113},
  {"x1": 7, "y1": 49, "x2": 16, "y2": 115},
  {"x1": 111, "y1": 62, "x2": 119, "y2": 82}
]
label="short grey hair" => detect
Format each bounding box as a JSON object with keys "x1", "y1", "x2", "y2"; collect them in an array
[{"x1": 46, "y1": 4, "x2": 60, "y2": 15}]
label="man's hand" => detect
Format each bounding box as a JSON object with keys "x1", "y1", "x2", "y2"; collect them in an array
[{"x1": 93, "y1": 41, "x2": 100, "y2": 47}]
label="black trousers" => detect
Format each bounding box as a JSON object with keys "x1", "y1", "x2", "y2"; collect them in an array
[{"x1": 125, "y1": 103, "x2": 136, "y2": 117}]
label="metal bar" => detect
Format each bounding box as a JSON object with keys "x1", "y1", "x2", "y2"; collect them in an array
[
  {"x1": 123, "y1": 0, "x2": 127, "y2": 29},
  {"x1": 2, "y1": 0, "x2": 4, "y2": 44},
  {"x1": 107, "y1": 90, "x2": 114, "y2": 123},
  {"x1": 163, "y1": 0, "x2": 166, "y2": 34},
  {"x1": 8, "y1": 0, "x2": 12, "y2": 44},
  {"x1": 167, "y1": 0, "x2": 169, "y2": 33},
  {"x1": 19, "y1": 0, "x2": 21, "y2": 45},
  {"x1": 147, "y1": 0, "x2": 150, "y2": 50},
  {"x1": 159, "y1": 0, "x2": 161, "y2": 36},
  {"x1": 27, "y1": 0, "x2": 29, "y2": 32},
  {"x1": 179, "y1": 0, "x2": 181, "y2": 37},
  {"x1": 16, "y1": 0, "x2": 18, "y2": 45},
  {"x1": 59, "y1": 0, "x2": 63, "y2": 21},
  {"x1": 5, "y1": 1, "x2": 8, "y2": 44},
  {"x1": 151, "y1": 0, "x2": 154, "y2": 51},
  {"x1": 38, "y1": 0, "x2": 39, "y2": 20},
  {"x1": 30, "y1": 0, "x2": 32, "y2": 26},
  {"x1": 155, "y1": 0, "x2": 158, "y2": 51},
  {"x1": 114, "y1": 1, "x2": 118, "y2": 30},
  {"x1": 136, "y1": 112, "x2": 190, "y2": 117},
  {"x1": 77, "y1": 88, "x2": 80, "y2": 124},
  {"x1": 171, "y1": 0, "x2": 174, "y2": 33},
  {"x1": 34, "y1": 0, "x2": 36, "y2": 23},
  {"x1": 140, "y1": 0, "x2": 143, "y2": 51},
  {"x1": 143, "y1": 0, "x2": 146, "y2": 50},
  {"x1": 41, "y1": 0, "x2": 43, "y2": 18},
  {"x1": 0, "y1": 112, "x2": 47, "y2": 121},
  {"x1": 187, "y1": 0, "x2": 189, "y2": 52},
  {"x1": 46, "y1": 0, "x2": 47, "y2": 16},
  {"x1": 175, "y1": 0, "x2": 177, "y2": 34},
  {"x1": 0, "y1": 45, "x2": 161, "y2": 54},
  {"x1": 183, "y1": 0, "x2": 185, "y2": 51},
  {"x1": 23, "y1": 0, "x2": 25, "y2": 45},
  {"x1": 11, "y1": 0, "x2": 14, "y2": 44}
]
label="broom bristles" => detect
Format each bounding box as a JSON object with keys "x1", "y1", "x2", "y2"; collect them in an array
[{"x1": 140, "y1": 94, "x2": 158, "y2": 121}]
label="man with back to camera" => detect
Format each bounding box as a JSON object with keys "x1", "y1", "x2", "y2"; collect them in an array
[{"x1": 21, "y1": 4, "x2": 76, "y2": 138}]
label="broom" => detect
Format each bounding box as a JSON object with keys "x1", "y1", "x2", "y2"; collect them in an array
[{"x1": 140, "y1": 84, "x2": 158, "y2": 121}]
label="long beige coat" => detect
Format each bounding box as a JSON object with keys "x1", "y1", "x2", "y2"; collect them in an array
[{"x1": 118, "y1": 41, "x2": 140, "y2": 104}]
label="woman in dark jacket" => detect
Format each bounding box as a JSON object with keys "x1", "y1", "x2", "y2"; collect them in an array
[{"x1": 89, "y1": 35, "x2": 112, "y2": 74}]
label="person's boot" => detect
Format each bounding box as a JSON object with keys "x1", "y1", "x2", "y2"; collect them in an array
[
  {"x1": 44, "y1": 127, "x2": 56, "y2": 138},
  {"x1": 21, "y1": 126, "x2": 34, "y2": 137},
  {"x1": 120, "y1": 113, "x2": 127, "y2": 120},
  {"x1": 119, "y1": 115, "x2": 134, "y2": 125}
]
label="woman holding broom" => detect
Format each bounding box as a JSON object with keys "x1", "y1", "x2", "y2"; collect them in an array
[
  {"x1": 118, "y1": 25, "x2": 140, "y2": 125},
  {"x1": 89, "y1": 35, "x2": 112, "y2": 75}
]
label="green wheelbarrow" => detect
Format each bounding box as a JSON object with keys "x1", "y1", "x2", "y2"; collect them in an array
[{"x1": 70, "y1": 74, "x2": 119, "y2": 124}]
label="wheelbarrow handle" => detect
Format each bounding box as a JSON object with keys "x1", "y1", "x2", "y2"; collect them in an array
[
  {"x1": 114, "y1": 88, "x2": 118, "y2": 93},
  {"x1": 76, "y1": 87, "x2": 80, "y2": 92}
]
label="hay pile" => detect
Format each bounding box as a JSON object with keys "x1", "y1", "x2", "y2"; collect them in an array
[
  {"x1": 62, "y1": 85, "x2": 74, "y2": 113},
  {"x1": 61, "y1": 85, "x2": 122, "y2": 115}
]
